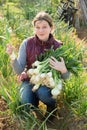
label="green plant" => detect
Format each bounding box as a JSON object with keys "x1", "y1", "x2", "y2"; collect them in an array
[
  {"x1": 63, "y1": 72, "x2": 87, "y2": 116},
  {"x1": 0, "y1": 0, "x2": 6, "y2": 5}
]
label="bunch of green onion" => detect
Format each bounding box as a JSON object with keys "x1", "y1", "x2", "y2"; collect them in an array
[{"x1": 27, "y1": 41, "x2": 84, "y2": 99}]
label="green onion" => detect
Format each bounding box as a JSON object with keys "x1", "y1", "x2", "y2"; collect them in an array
[{"x1": 27, "y1": 40, "x2": 85, "y2": 98}]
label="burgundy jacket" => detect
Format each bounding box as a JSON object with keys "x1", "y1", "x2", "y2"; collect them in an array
[{"x1": 26, "y1": 34, "x2": 62, "y2": 69}]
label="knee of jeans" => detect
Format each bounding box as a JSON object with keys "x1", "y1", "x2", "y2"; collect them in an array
[
  {"x1": 19, "y1": 82, "x2": 39, "y2": 107},
  {"x1": 36, "y1": 86, "x2": 56, "y2": 105},
  {"x1": 19, "y1": 82, "x2": 32, "y2": 103},
  {"x1": 36, "y1": 86, "x2": 51, "y2": 98},
  {"x1": 20, "y1": 81, "x2": 33, "y2": 89},
  {"x1": 20, "y1": 93, "x2": 38, "y2": 107}
]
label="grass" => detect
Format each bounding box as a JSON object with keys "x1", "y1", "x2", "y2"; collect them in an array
[{"x1": 63, "y1": 72, "x2": 87, "y2": 116}]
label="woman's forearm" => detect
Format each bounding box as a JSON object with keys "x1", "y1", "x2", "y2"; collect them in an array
[{"x1": 11, "y1": 39, "x2": 27, "y2": 74}]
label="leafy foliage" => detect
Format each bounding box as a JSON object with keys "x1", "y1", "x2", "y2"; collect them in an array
[
  {"x1": 38, "y1": 39, "x2": 84, "y2": 76},
  {"x1": 63, "y1": 73, "x2": 87, "y2": 116}
]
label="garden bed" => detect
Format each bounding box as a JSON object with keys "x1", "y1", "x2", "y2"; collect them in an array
[
  {"x1": 0, "y1": 95, "x2": 87, "y2": 130},
  {"x1": 0, "y1": 28, "x2": 87, "y2": 130}
]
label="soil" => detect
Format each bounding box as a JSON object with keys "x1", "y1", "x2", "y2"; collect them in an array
[
  {"x1": 0, "y1": 28, "x2": 87, "y2": 130},
  {"x1": 76, "y1": 28, "x2": 87, "y2": 43}
]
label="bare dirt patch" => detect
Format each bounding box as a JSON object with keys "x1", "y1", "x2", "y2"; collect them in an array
[
  {"x1": 0, "y1": 97, "x2": 20, "y2": 130},
  {"x1": 76, "y1": 28, "x2": 87, "y2": 42}
]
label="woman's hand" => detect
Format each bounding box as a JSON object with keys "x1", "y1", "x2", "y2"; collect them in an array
[
  {"x1": 18, "y1": 71, "x2": 29, "y2": 82},
  {"x1": 6, "y1": 44, "x2": 15, "y2": 55},
  {"x1": 6, "y1": 44, "x2": 16, "y2": 61},
  {"x1": 49, "y1": 56, "x2": 68, "y2": 74}
]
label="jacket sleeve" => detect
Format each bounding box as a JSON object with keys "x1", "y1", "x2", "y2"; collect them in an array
[
  {"x1": 11, "y1": 39, "x2": 27, "y2": 74},
  {"x1": 61, "y1": 71, "x2": 70, "y2": 80}
]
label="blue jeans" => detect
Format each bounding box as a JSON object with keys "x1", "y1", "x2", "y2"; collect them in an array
[{"x1": 19, "y1": 80, "x2": 56, "y2": 110}]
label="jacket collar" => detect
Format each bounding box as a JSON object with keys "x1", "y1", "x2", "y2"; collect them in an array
[{"x1": 35, "y1": 34, "x2": 54, "y2": 46}]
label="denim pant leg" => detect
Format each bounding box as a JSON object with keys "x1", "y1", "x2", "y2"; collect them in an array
[
  {"x1": 36, "y1": 85, "x2": 56, "y2": 110},
  {"x1": 19, "y1": 80, "x2": 39, "y2": 107}
]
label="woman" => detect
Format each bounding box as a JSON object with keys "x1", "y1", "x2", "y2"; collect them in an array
[{"x1": 6, "y1": 11, "x2": 69, "y2": 117}]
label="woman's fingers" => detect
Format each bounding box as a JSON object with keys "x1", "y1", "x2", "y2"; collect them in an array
[
  {"x1": 50, "y1": 56, "x2": 57, "y2": 62},
  {"x1": 49, "y1": 56, "x2": 64, "y2": 65},
  {"x1": 6, "y1": 44, "x2": 15, "y2": 55},
  {"x1": 49, "y1": 56, "x2": 59, "y2": 70},
  {"x1": 49, "y1": 56, "x2": 67, "y2": 73},
  {"x1": 60, "y1": 57, "x2": 64, "y2": 63},
  {"x1": 49, "y1": 56, "x2": 57, "y2": 64}
]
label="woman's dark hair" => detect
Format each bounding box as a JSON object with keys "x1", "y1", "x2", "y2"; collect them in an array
[{"x1": 32, "y1": 11, "x2": 53, "y2": 27}]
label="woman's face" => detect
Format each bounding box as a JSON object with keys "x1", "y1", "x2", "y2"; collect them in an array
[{"x1": 34, "y1": 20, "x2": 52, "y2": 41}]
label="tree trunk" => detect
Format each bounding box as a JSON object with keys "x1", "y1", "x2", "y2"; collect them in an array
[
  {"x1": 80, "y1": 0, "x2": 87, "y2": 23},
  {"x1": 75, "y1": 0, "x2": 87, "y2": 28}
]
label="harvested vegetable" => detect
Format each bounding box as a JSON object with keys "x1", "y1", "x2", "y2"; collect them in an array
[{"x1": 27, "y1": 40, "x2": 84, "y2": 99}]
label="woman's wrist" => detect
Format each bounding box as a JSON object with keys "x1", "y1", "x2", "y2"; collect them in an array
[
  {"x1": 10, "y1": 51, "x2": 16, "y2": 61},
  {"x1": 60, "y1": 68, "x2": 68, "y2": 74}
]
